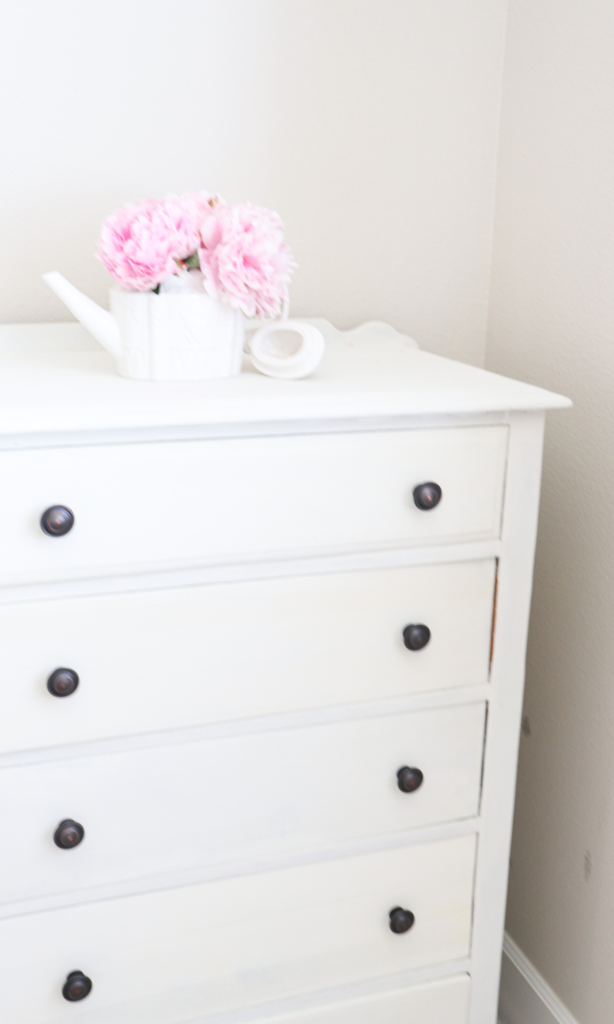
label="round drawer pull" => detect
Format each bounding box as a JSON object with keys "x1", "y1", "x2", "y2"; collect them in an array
[
  {"x1": 40, "y1": 505, "x2": 74, "y2": 536},
  {"x1": 413, "y1": 482, "x2": 442, "y2": 511},
  {"x1": 397, "y1": 766, "x2": 424, "y2": 793},
  {"x1": 62, "y1": 971, "x2": 92, "y2": 1002},
  {"x1": 402, "y1": 624, "x2": 431, "y2": 651},
  {"x1": 54, "y1": 819, "x2": 85, "y2": 850},
  {"x1": 389, "y1": 906, "x2": 415, "y2": 934},
  {"x1": 47, "y1": 668, "x2": 79, "y2": 698}
]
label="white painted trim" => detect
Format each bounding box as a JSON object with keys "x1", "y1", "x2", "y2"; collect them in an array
[
  {"x1": 0, "y1": 412, "x2": 514, "y2": 451},
  {"x1": 124, "y1": 960, "x2": 473, "y2": 1024},
  {"x1": 0, "y1": 819, "x2": 480, "y2": 920},
  {"x1": 499, "y1": 934, "x2": 580, "y2": 1024},
  {"x1": 0, "y1": 540, "x2": 501, "y2": 606},
  {"x1": 0, "y1": 687, "x2": 491, "y2": 767},
  {"x1": 468, "y1": 412, "x2": 546, "y2": 1024}
]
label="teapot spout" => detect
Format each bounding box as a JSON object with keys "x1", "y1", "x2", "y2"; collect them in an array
[{"x1": 43, "y1": 272, "x2": 122, "y2": 360}]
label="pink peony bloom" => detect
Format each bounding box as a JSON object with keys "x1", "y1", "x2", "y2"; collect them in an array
[
  {"x1": 97, "y1": 191, "x2": 295, "y2": 310},
  {"x1": 198, "y1": 202, "x2": 295, "y2": 318},
  {"x1": 97, "y1": 196, "x2": 201, "y2": 291}
]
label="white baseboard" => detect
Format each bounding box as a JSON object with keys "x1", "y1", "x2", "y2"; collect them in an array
[{"x1": 498, "y1": 934, "x2": 580, "y2": 1024}]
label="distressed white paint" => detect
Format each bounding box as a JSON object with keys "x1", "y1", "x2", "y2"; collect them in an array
[
  {"x1": 0, "y1": 327, "x2": 568, "y2": 1022},
  {"x1": 0, "y1": 561, "x2": 495, "y2": 751},
  {"x1": 0, "y1": 838, "x2": 476, "y2": 1023},
  {"x1": 0, "y1": 704, "x2": 485, "y2": 911},
  {"x1": 0, "y1": 428, "x2": 509, "y2": 586}
]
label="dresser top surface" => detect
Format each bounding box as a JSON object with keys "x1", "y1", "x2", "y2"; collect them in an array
[{"x1": 0, "y1": 321, "x2": 570, "y2": 436}]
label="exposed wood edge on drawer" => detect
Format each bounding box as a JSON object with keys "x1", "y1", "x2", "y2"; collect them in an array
[
  {"x1": 0, "y1": 819, "x2": 480, "y2": 920},
  {"x1": 0, "y1": 411, "x2": 512, "y2": 450},
  {"x1": 0, "y1": 686, "x2": 492, "y2": 766},
  {"x1": 0, "y1": 540, "x2": 502, "y2": 605},
  {"x1": 182, "y1": 966, "x2": 473, "y2": 1024}
]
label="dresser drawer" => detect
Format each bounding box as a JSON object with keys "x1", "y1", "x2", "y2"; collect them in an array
[
  {"x1": 0, "y1": 836, "x2": 475, "y2": 1023},
  {"x1": 0, "y1": 703, "x2": 485, "y2": 906},
  {"x1": 0, "y1": 560, "x2": 495, "y2": 752},
  {"x1": 0, "y1": 426, "x2": 507, "y2": 585},
  {"x1": 256, "y1": 975, "x2": 471, "y2": 1024}
]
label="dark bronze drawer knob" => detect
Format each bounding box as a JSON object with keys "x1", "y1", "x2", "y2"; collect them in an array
[
  {"x1": 62, "y1": 971, "x2": 92, "y2": 1001},
  {"x1": 389, "y1": 906, "x2": 415, "y2": 934},
  {"x1": 402, "y1": 624, "x2": 431, "y2": 651},
  {"x1": 397, "y1": 766, "x2": 424, "y2": 793},
  {"x1": 413, "y1": 482, "x2": 442, "y2": 510},
  {"x1": 41, "y1": 506, "x2": 74, "y2": 536},
  {"x1": 54, "y1": 819, "x2": 85, "y2": 849},
  {"x1": 47, "y1": 668, "x2": 79, "y2": 698}
]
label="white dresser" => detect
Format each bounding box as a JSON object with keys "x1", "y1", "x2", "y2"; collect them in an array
[{"x1": 0, "y1": 320, "x2": 569, "y2": 1024}]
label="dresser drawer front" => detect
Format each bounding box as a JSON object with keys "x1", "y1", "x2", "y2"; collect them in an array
[
  {"x1": 257, "y1": 975, "x2": 471, "y2": 1024},
  {"x1": 0, "y1": 426, "x2": 507, "y2": 585},
  {"x1": 0, "y1": 560, "x2": 495, "y2": 752},
  {"x1": 0, "y1": 704, "x2": 485, "y2": 905},
  {"x1": 0, "y1": 837, "x2": 475, "y2": 1023}
]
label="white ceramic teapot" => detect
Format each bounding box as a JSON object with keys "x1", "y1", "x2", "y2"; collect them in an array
[{"x1": 43, "y1": 271, "x2": 245, "y2": 382}]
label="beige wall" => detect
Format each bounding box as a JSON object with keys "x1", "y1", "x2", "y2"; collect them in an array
[
  {"x1": 0, "y1": 0, "x2": 507, "y2": 365},
  {"x1": 487, "y1": 2, "x2": 614, "y2": 1021}
]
